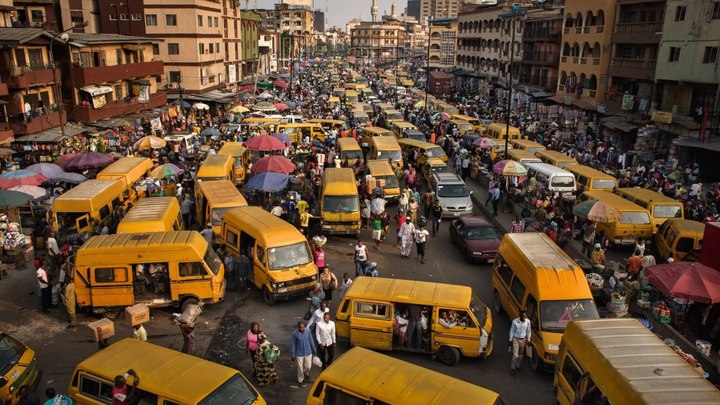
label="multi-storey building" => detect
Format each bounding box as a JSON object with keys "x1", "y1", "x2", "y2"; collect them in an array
[
  {"x1": 12, "y1": 0, "x2": 59, "y2": 30},
  {"x1": 313, "y1": 9, "x2": 325, "y2": 32},
  {"x1": 226, "y1": 10, "x2": 260, "y2": 86},
  {"x1": 350, "y1": 21, "x2": 405, "y2": 63},
  {"x1": 428, "y1": 17, "x2": 457, "y2": 69},
  {"x1": 420, "y1": 0, "x2": 462, "y2": 22},
  {"x1": 519, "y1": 7, "x2": 562, "y2": 95},
  {"x1": 98, "y1": 0, "x2": 146, "y2": 36},
  {"x1": 58, "y1": 0, "x2": 100, "y2": 34},
  {"x1": 407, "y1": 0, "x2": 421, "y2": 21},
  {"x1": 276, "y1": 2, "x2": 313, "y2": 54},
  {"x1": 256, "y1": 9, "x2": 278, "y2": 31},
  {"x1": 0, "y1": 0, "x2": 13, "y2": 27},
  {"x1": 258, "y1": 29, "x2": 278, "y2": 75}
]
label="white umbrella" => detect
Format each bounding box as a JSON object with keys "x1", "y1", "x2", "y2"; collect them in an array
[
  {"x1": 256, "y1": 92, "x2": 274, "y2": 100},
  {"x1": 8, "y1": 185, "x2": 48, "y2": 200},
  {"x1": 193, "y1": 103, "x2": 210, "y2": 110}
]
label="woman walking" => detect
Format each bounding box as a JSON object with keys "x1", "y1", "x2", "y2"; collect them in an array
[
  {"x1": 246, "y1": 322, "x2": 260, "y2": 374},
  {"x1": 254, "y1": 332, "x2": 279, "y2": 387},
  {"x1": 319, "y1": 267, "x2": 338, "y2": 303}
]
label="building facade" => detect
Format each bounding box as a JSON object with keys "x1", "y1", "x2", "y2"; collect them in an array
[
  {"x1": 350, "y1": 21, "x2": 405, "y2": 63},
  {"x1": 313, "y1": 9, "x2": 325, "y2": 32},
  {"x1": 407, "y1": 0, "x2": 421, "y2": 21},
  {"x1": 98, "y1": 0, "x2": 146, "y2": 36},
  {"x1": 420, "y1": 0, "x2": 462, "y2": 22},
  {"x1": 58, "y1": 0, "x2": 100, "y2": 34},
  {"x1": 428, "y1": 17, "x2": 457, "y2": 69},
  {"x1": 519, "y1": 7, "x2": 562, "y2": 94},
  {"x1": 12, "y1": 0, "x2": 59, "y2": 30}
]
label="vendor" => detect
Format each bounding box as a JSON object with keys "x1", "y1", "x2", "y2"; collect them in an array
[
  {"x1": 626, "y1": 250, "x2": 644, "y2": 280},
  {"x1": 590, "y1": 243, "x2": 606, "y2": 267}
]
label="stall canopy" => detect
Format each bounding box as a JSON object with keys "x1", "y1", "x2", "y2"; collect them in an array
[
  {"x1": 81, "y1": 85, "x2": 113, "y2": 97},
  {"x1": 12, "y1": 124, "x2": 89, "y2": 144}
]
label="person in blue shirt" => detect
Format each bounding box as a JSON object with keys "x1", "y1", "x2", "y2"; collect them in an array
[{"x1": 290, "y1": 321, "x2": 316, "y2": 385}]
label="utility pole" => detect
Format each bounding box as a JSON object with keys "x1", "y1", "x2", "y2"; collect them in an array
[
  {"x1": 424, "y1": 18, "x2": 431, "y2": 109},
  {"x1": 504, "y1": 5, "x2": 520, "y2": 160}
]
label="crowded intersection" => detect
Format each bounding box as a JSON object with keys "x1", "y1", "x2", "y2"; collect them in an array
[{"x1": 2, "y1": 6, "x2": 720, "y2": 405}]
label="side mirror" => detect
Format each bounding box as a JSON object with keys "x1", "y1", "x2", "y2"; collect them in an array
[{"x1": 0, "y1": 377, "x2": 7, "y2": 389}]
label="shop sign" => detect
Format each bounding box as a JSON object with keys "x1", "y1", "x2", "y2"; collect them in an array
[
  {"x1": 651, "y1": 110, "x2": 673, "y2": 124},
  {"x1": 228, "y1": 64, "x2": 237, "y2": 83},
  {"x1": 563, "y1": 94, "x2": 572, "y2": 105},
  {"x1": 621, "y1": 95, "x2": 634, "y2": 111}
]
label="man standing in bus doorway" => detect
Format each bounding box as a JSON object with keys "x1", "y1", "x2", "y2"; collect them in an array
[{"x1": 509, "y1": 309, "x2": 532, "y2": 376}]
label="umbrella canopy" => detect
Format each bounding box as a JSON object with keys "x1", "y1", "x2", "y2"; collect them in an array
[
  {"x1": 256, "y1": 92, "x2": 274, "y2": 100},
  {"x1": 437, "y1": 112, "x2": 451, "y2": 121},
  {"x1": 257, "y1": 81, "x2": 274, "y2": 89},
  {"x1": 239, "y1": 85, "x2": 257, "y2": 93},
  {"x1": 273, "y1": 79, "x2": 288, "y2": 88},
  {"x1": 0, "y1": 148, "x2": 15, "y2": 157},
  {"x1": 251, "y1": 156, "x2": 296, "y2": 174},
  {"x1": 274, "y1": 102, "x2": 290, "y2": 111},
  {"x1": 646, "y1": 262, "x2": 720, "y2": 303},
  {"x1": 54, "y1": 153, "x2": 79, "y2": 168},
  {"x1": 278, "y1": 73, "x2": 291, "y2": 80},
  {"x1": 245, "y1": 172, "x2": 290, "y2": 192},
  {"x1": 65, "y1": 152, "x2": 114, "y2": 171},
  {"x1": 25, "y1": 163, "x2": 65, "y2": 180},
  {"x1": 272, "y1": 133, "x2": 292, "y2": 143},
  {"x1": 573, "y1": 199, "x2": 623, "y2": 223},
  {"x1": 174, "y1": 100, "x2": 191, "y2": 108},
  {"x1": 473, "y1": 137, "x2": 497, "y2": 149},
  {"x1": 230, "y1": 105, "x2": 249, "y2": 113},
  {"x1": 284, "y1": 101, "x2": 297, "y2": 108},
  {"x1": 0, "y1": 190, "x2": 33, "y2": 209},
  {"x1": 0, "y1": 170, "x2": 48, "y2": 188},
  {"x1": 193, "y1": 103, "x2": 210, "y2": 110},
  {"x1": 252, "y1": 101, "x2": 277, "y2": 112},
  {"x1": 244, "y1": 135, "x2": 287, "y2": 151},
  {"x1": 149, "y1": 163, "x2": 184, "y2": 179},
  {"x1": 492, "y1": 160, "x2": 527, "y2": 176},
  {"x1": 8, "y1": 185, "x2": 47, "y2": 200},
  {"x1": 200, "y1": 127, "x2": 222, "y2": 137},
  {"x1": 54, "y1": 172, "x2": 87, "y2": 184},
  {"x1": 414, "y1": 100, "x2": 427, "y2": 109},
  {"x1": 134, "y1": 135, "x2": 167, "y2": 150}
]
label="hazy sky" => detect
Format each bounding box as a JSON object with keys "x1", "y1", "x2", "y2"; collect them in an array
[{"x1": 254, "y1": 0, "x2": 403, "y2": 28}]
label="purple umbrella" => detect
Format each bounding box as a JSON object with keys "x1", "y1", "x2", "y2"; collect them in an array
[
  {"x1": 25, "y1": 163, "x2": 65, "y2": 180},
  {"x1": 65, "y1": 152, "x2": 114, "y2": 172}
]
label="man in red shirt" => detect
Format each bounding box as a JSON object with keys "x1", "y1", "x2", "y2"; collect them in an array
[
  {"x1": 112, "y1": 369, "x2": 139, "y2": 405},
  {"x1": 626, "y1": 250, "x2": 644, "y2": 280}
]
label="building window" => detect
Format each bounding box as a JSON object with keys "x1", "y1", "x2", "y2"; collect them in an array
[
  {"x1": 209, "y1": 43, "x2": 214, "y2": 54},
  {"x1": 168, "y1": 43, "x2": 180, "y2": 55},
  {"x1": 166, "y1": 14, "x2": 177, "y2": 26},
  {"x1": 71, "y1": 16, "x2": 84, "y2": 25},
  {"x1": 668, "y1": 47, "x2": 681, "y2": 62},
  {"x1": 116, "y1": 49, "x2": 123, "y2": 64},
  {"x1": 703, "y1": 47, "x2": 718, "y2": 63},
  {"x1": 152, "y1": 44, "x2": 159, "y2": 55},
  {"x1": 216, "y1": 42, "x2": 220, "y2": 53},
  {"x1": 30, "y1": 10, "x2": 44, "y2": 23},
  {"x1": 109, "y1": 14, "x2": 118, "y2": 21},
  {"x1": 120, "y1": 14, "x2": 128, "y2": 21},
  {"x1": 214, "y1": 17, "x2": 219, "y2": 27},
  {"x1": 145, "y1": 14, "x2": 157, "y2": 26},
  {"x1": 198, "y1": 15, "x2": 203, "y2": 26},
  {"x1": 674, "y1": 5, "x2": 686, "y2": 21},
  {"x1": 169, "y1": 71, "x2": 181, "y2": 83},
  {"x1": 199, "y1": 43, "x2": 205, "y2": 54},
  {"x1": 713, "y1": 2, "x2": 720, "y2": 19},
  {"x1": 207, "y1": 15, "x2": 212, "y2": 26},
  {"x1": 131, "y1": 14, "x2": 141, "y2": 21},
  {"x1": 114, "y1": 84, "x2": 122, "y2": 101}
]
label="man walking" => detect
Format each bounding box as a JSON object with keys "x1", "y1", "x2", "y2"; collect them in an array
[
  {"x1": 290, "y1": 321, "x2": 316, "y2": 385},
  {"x1": 36, "y1": 259, "x2": 50, "y2": 313},
  {"x1": 414, "y1": 223, "x2": 430, "y2": 264},
  {"x1": 510, "y1": 216, "x2": 525, "y2": 233},
  {"x1": 431, "y1": 199, "x2": 443, "y2": 236},
  {"x1": 490, "y1": 184, "x2": 501, "y2": 217},
  {"x1": 405, "y1": 305, "x2": 422, "y2": 349},
  {"x1": 64, "y1": 276, "x2": 76, "y2": 328},
  {"x1": 509, "y1": 309, "x2": 532, "y2": 376},
  {"x1": 315, "y1": 312, "x2": 336, "y2": 370},
  {"x1": 398, "y1": 218, "x2": 416, "y2": 258},
  {"x1": 354, "y1": 240, "x2": 369, "y2": 277},
  {"x1": 47, "y1": 231, "x2": 60, "y2": 272}
]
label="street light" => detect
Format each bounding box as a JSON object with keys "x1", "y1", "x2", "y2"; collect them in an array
[
  {"x1": 49, "y1": 21, "x2": 89, "y2": 140},
  {"x1": 424, "y1": 17, "x2": 431, "y2": 111},
  {"x1": 503, "y1": 4, "x2": 524, "y2": 160}
]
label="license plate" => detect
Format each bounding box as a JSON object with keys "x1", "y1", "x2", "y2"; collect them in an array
[
  {"x1": 278, "y1": 288, "x2": 288, "y2": 293},
  {"x1": 487, "y1": 259, "x2": 495, "y2": 263}
]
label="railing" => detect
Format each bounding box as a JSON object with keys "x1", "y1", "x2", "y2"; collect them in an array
[
  {"x1": 611, "y1": 58, "x2": 657, "y2": 69},
  {"x1": 561, "y1": 56, "x2": 567, "y2": 62},
  {"x1": 596, "y1": 26, "x2": 604, "y2": 33},
  {"x1": 523, "y1": 51, "x2": 560, "y2": 63},
  {"x1": 615, "y1": 21, "x2": 663, "y2": 33},
  {"x1": 592, "y1": 58, "x2": 600, "y2": 65},
  {"x1": 522, "y1": 75, "x2": 557, "y2": 89},
  {"x1": 564, "y1": 28, "x2": 570, "y2": 34},
  {"x1": 580, "y1": 58, "x2": 587, "y2": 64},
  {"x1": 4, "y1": 63, "x2": 53, "y2": 76},
  {"x1": 572, "y1": 57, "x2": 580, "y2": 63}
]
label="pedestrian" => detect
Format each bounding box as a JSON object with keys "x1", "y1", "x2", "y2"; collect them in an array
[
  {"x1": 431, "y1": 199, "x2": 443, "y2": 236},
  {"x1": 414, "y1": 223, "x2": 430, "y2": 264},
  {"x1": 236, "y1": 251, "x2": 250, "y2": 289},
  {"x1": 354, "y1": 239, "x2": 369, "y2": 277},
  {"x1": 224, "y1": 251, "x2": 236, "y2": 291},
  {"x1": 405, "y1": 305, "x2": 422, "y2": 349},
  {"x1": 47, "y1": 231, "x2": 60, "y2": 272},
  {"x1": 36, "y1": 259, "x2": 51, "y2": 313},
  {"x1": 365, "y1": 261, "x2": 379, "y2": 277},
  {"x1": 510, "y1": 215, "x2": 525, "y2": 233},
  {"x1": 255, "y1": 332, "x2": 280, "y2": 387},
  {"x1": 319, "y1": 266, "x2": 338, "y2": 303},
  {"x1": 315, "y1": 312, "x2": 336, "y2": 370},
  {"x1": 246, "y1": 322, "x2": 261, "y2": 373},
  {"x1": 111, "y1": 369, "x2": 139, "y2": 404},
  {"x1": 394, "y1": 211, "x2": 406, "y2": 247},
  {"x1": 63, "y1": 276, "x2": 76, "y2": 329},
  {"x1": 290, "y1": 321, "x2": 316, "y2": 385},
  {"x1": 371, "y1": 214, "x2": 383, "y2": 250},
  {"x1": 339, "y1": 273, "x2": 353, "y2": 299},
  {"x1": 509, "y1": 309, "x2": 532, "y2": 376},
  {"x1": 398, "y1": 218, "x2": 416, "y2": 258},
  {"x1": 180, "y1": 194, "x2": 193, "y2": 228},
  {"x1": 179, "y1": 323, "x2": 195, "y2": 355},
  {"x1": 199, "y1": 223, "x2": 213, "y2": 244},
  {"x1": 582, "y1": 222, "x2": 596, "y2": 258},
  {"x1": 17, "y1": 385, "x2": 40, "y2": 405},
  {"x1": 133, "y1": 324, "x2": 148, "y2": 342},
  {"x1": 490, "y1": 184, "x2": 501, "y2": 217},
  {"x1": 422, "y1": 189, "x2": 434, "y2": 219}
]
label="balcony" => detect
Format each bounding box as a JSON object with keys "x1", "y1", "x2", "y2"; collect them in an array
[
  {"x1": 523, "y1": 51, "x2": 560, "y2": 66},
  {"x1": 8, "y1": 109, "x2": 65, "y2": 136},
  {"x1": 0, "y1": 82, "x2": 7, "y2": 96},
  {"x1": 609, "y1": 58, "x2": 657, "y2": 81},
  {"x1": 519, "y1": 75, "x2": 557, "y2": 91},
  {"x1": 69, "y1": 60, "x2": 164, "y2": 87},
  {"x1": 0, "y1": 121, "x2": 13, "y2": 144},
  {"x1": 613, "y1": 22, "x2": 662, "y2": 44},
  {"x1": 3, "y1": 65, "x2": 59, "y2": 89},
  {"x1": 71, "y1": 91, "x2": 167, "y2": 123},
  {"x1": 523, "y1": 29, "x2": 562, "y2": 43}
]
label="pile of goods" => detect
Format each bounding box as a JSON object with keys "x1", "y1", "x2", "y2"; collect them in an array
[
  {"x1": 606, "y1": 293, "x2": 628, "y2": 318},
  {"x1": 652, "y1": 301, "x2": 671, "y2": 323},
  {"x1": 586, "y1": 273, "x2": 604, "y2": 291}
]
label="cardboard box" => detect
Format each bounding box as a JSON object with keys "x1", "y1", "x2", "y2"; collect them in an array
[
  {"x1": 125, "y1": 304, "x2": 150, "y2": 326},
  {"x1": 88, "y1": 318, "x2": 115, "y2": 342}
]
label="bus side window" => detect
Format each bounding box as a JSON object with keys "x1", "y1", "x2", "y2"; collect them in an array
[
  {"x1": 525, "y1": 295, "x2": 539, "y2": 334},
  {"x1": 323, "y1": 385, "x2": 370, "y2": 405},
  {"x1": 560, "y1": 355, "x2": 584, "y2": 390}
]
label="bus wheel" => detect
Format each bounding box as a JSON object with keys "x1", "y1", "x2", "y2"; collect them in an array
[
  {"x1": 493, "y1": 291, "x2": 503, "y2": 314},
  {"x1": 529, "y1": 346, "x2": 542, "y2": 372},
  {"x1": 103, "y1": 310, "x2": 120, "y2": 320},
  {"x1": 437, "y1": 346, "x2": 460, "y2": 366},
  {"x1": 262, "y1": 287, "x2": 275, "y2": 306},
  {"x1": 181, "y1": 297, "x2": 199, "y2": 312}
]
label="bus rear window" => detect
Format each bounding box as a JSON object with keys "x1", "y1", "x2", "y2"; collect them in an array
[{"x1": 199, "y1": 374, "x2": 258, "y2": 405}]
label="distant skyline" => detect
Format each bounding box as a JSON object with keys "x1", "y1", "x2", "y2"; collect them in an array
[{"x1": 253, "y1": 0, "x2": 403, "y2": 28}]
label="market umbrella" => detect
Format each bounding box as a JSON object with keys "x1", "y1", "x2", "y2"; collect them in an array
[
  {"x1": 8, "y1": 185, "x2": 47, "y2": 200},
  {"x1": 438, "y1": 112, "x2": 451, "y2": 121},
  {"x1": 273, "y1": 79, "x2": 288, "y2": 89},
  {"x1": 149, "y1": 163, "x2": 184, "y2": 179},
  {"x1": 200, "y1": 128, "x2": 222, "y2": 137},
  {"x1": 133, "y1": 135, "x2": 167, "y2": 151},
  {"x1": 245, "y1": 172, "x2": 290, "y2": 192},
  {"x1": 244, "y1": 135, "x2": 286, "y2": 151},
  {"x1": 25, "y1": 163, "x2": 65, "y2": 180},
  {"x1": 252, "y1": 101, "x2": 277, "y2": 112},
  {"x1": 646, "y1": 262, "x2": 720, "y2": 303},
  {"x1": 54, "y1": 153, "x2": 79, "y2": 168},
  {"x1": 257, "y1": 81, "x2": 274, "y2": 89},
  {"x1": 492, "y1": 160, "x2": 527, "y2": 176},
  {"x1": 284, "y1": 101, "x2": 296, "y2": 108},
  {"x1": 0, "y1": 190, "x2": 33, "y2": 209},
  {"x1": 256, "y1": 92, "x2": 274, "y2": 100},
  {"x1": 230, "y1": 105, "x2": 249, "y2": 113},
  {"x1": 573, "y1": 199, "x2": 623, "y2": 223},
  {"x1": 0, "y1": 148, "x2": 15, "y2": 157},
  {"x1": 239, "y1": 85, "x2": 257, "y2": 93},
  {"x1": 193, "y1": 103, "x2": 210, "y2": 110},
  {"x1": 251, "y1": 156, "x2": 296, "y2": 174},
  {"x1": 174, "y1": 100, "x2": 191, "y2": 108},
  {"x1": 272, "y1": 133, "x2": 292, "y2": 143},
  {"x1": 473, "y1": 137, "x2": 497, "y2": 149},
  {"x1": 274, "y1": 103, "x2": 290, "y2": 111},
  {"x1": 0, "y1": 170, "x2": 48, "y2": 189},
  {"x1": 65, "y1": 152, "x2": 114, "y2": 171},
  {"x1": 278, "y1": 73, "x2": 291, "y2": 80},
  {"x1": 54, "y1": 172, "x2": 87, "y2": 184}
]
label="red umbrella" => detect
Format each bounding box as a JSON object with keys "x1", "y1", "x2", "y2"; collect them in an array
[
  {"x1": 240, "y1": 85, "x2": 257, "y2": 93},
  {"x1": 274, "y1": 102, "x2": 290, "y2": 111},
  {"x1": 0, "y1": 170, "x2": 48, "y2": 189},
  {"x1": 251, "y1": 156, "x2": 296, "y2": 174},
  {"x1": 273, "y1": 79, "x2": 288, "y2": 88},
  {"x1": 646, "y1": 262, "x2": 720, "y2": 303},
  {"x1": 65, "y1": 152, "x2": 114, "y2": 172},
  {"x1": 243, "y1": 135, "x2": 287, "y2": 151},
  {"x1": 55, "y1": 153, "x2": 79, "y2": 168}
]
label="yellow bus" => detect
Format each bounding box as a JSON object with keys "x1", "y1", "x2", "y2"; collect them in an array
[
  {"x1": 368, "y1": 137, "x2": 403, "y2": 169},
  {"x1": 321, "y1": 168, "x2": 361, "y2": 236},
  {"x1": 217, "y1": 142, "x2": 251, "y2": 185},
  {"x1": 485, "y1": 123, "x2": 522, "y2": 140},
  {"x1": 116, "y1": 197, "x2": 183, "y2": 234},
  {"x1": 535, "y1": 150, "x2": 578, "y2": 169},
  {"x1": 52, "y1": 179, "x2": 127, "y2": 240},
  {"x1": 0, "y1": 332, "x2": 40, "y2": 405},
  {"x1": 195, "y1": 180, "x2": 248, "y2": 244},
  {"x1": 507, "y1": 149, "x2": 542, "y2": 165},
  {"x1": 69, "y1": 338, "x2": 265, "y2": 405},
  {"x1": 565, "y1": 165, "x2": 617, "y2": 192},
  {"x1": 222, "y1": 206, "x2": 318, "y2": 305},
  {"x1": 492, "y1": 233, "x2": 598, "y2": 371},
  {"x1": 382, "y1": 109, "x2": 404, "y2": 122},
  {"x1": 359, "y1": 126, "x2": 395, "y2": 148},
  {"x1": 398, "y1": 138, "x2": 448, "y2": 165},
  {"x1": 196, "y1": 154, "x2": 235, "y2": 184},
  {"x1": 344, "y1": 89, "x2": 359, "y2": 105},
  {"x1": 613, "y1": 187, "x2": 684, "y2": 231},
  {"x1": 241, "y1": 117, "x2": 281, "y2": 128},
  {"x1": 277, "y1": 123, "x2": 327, "y2": 144},
  {"x1": 555, "y1": 319, "x2": 720, "y2": 405},
  {"x1": 582, "y1": 190, "x2": 654, "y2": 245},
  {"x1": 655, "y1": 219, "x2": 705, "y2": 262},
  {"x1": 435, "y1": 102, "x2": 459, "y2": 114},
  {"x1": 451, "y1": 113, "x2": 482, "y2": 131},
  {"x1": 365, "y1": 159, "x2": 400, "y2": 201},
  {"x1": 307, "y1": 348, "x2": 503, "y2": 405},
  {"x1": 96, "y1": 156, "x2": 153, "y2": 205},
  {"x1": 308, "y1": 118, "x2": 346, "y2": 132},
  {"x1": 336, "y1": 137, "x2": 364, "y2": 166},
  {"x1": 510, "y1": 139, "x2": 546, "y2": 155}
]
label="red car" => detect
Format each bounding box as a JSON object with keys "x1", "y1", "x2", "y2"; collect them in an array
[{"x1": 449, "y1": 217, "x2": 501, "y2": 263}]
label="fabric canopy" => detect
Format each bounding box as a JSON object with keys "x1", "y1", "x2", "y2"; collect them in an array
[{"x1": 81, "y1": 85, "x2": 113, "y2": 97}]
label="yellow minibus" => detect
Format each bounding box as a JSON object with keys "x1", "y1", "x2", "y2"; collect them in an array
[
  {"x1": 195, "y1": 180, "x2": 248, "y2": 243},
  {"x1": 435, "y1": 102, "x2": 459, "y2": 114},
  {"x1": 451, "y1": 113, "x2": 482, "y2": 130},
  {"x1": 581, "y1": 190, "x2": 654, "y2": 245},
  {"x1": 222, "y1": 206, "x2": 318, "y2": 305},
  {"x1": 308, "y1": 118, "x2": 346, "y2": 132},
  {"x1": 613, "y1": 187, "x2": 684, "y2": 231},
  {"x1": 0, "y1": 332, "x2": 40, "y2": 405},
  {"x1": 241, "y1": 117, "x2": 281, "y2": 128},
  {"x1": 218, "y1": 141, "x2": 251, "y2": 185},
  {"x1": 69, "y1": 338, "x2": 265, "y2": 405},
  {"x1": 565, "y1": 165, "x2": 617, "y2": 192},
  {"x1": 73, "y1": 231, "x2": 226, "y2": 314},
  {"x1": 345, "y1": 90, "x2": 359, "y2": 105},
  {"x1": 52, "y1": 179, "x2": 127, "y2": 240},
  {"x1": 96, "y1": 156, "x2": 153, "y2": 205},
  {"x1": 485, "y1": 123, "x2": 522, "y2": 140},
  {"x1": 510, "y1": 139, "x2": 546, "y2": 155},
  {"x1": 336, "y1": 137, "x2": 364, "y2": 166},
  {"x1": 359, "y1": 126, "x2": 394, "y2": 148},
  {"x1": 382, "y1": 109, "x2": 403, "y2": 122},
  {"x1": 449, "y1": 119, "x2": 474, "y2": 137},
  {"x1": 492, "y1": 233, "x2": 599, "y2": 371},
  {"x1": 277, "y1": 123, "x2": 327, "y2": 144},
  {"x1": 196, "y1": 154, "x2": 235, "y2": 184},
  {"x1": 116, "y1": 197, "x2": 183, "y2": 234},
  {"x1": 655, "y1": 218, "x2": 705, "y2": 262},
  {"x1": 398, "y1": 138, "x2": 448, "y2": 165},
  {"x1": 365, "y1": 159, "x2": 400, "y2": 201},
  {"x1": 369, "y1": 137, "x2": 403, "y2": 169},
  {"x1": 421, "y1": 158, "x2": 449, "y2": 183},
  {"x1": 307, "y1": 347, "x2": 504, "y2": 405},
  {"x1": 321, "y1": 168, "x2": 361, "y2": 236},
  {"x1": 507, "y1": 149, "x2": 542, "y2": 165},
  {"x1": 555, "y1": 319, "x2": 720, "y2": 405},
  {"x1": 535, "y1": 150, "x2": 578, "y2": 169},
  {"x1": 336, "y1": 277, "x2": 493, "y2": 366}
]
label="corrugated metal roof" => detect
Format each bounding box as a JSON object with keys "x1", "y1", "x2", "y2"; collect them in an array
[
  {"x1": 67, "y1": 32, "x2": 160, "y2": 46},
  {"x1": 12, "y1": 124, "x2": 90, "y2": 143},
  {"x1": 0, "y1": 28, "x2": 49, "y2": 45}
]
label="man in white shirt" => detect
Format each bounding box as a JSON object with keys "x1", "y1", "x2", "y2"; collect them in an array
[
  {"x1": 46, "y1": 232, "x2": 60, "y2": 271},
  {"x1": 508, "y1": 309, "x2": 532, "y2": 376},
  {"x1": 36, "y1": 260, "x2": 50, "y2": 313},
  {"x1": 315, "y1": 312, "x2": 336, "y2": 370}
]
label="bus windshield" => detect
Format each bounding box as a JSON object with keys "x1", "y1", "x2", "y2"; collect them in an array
[
  {"x1": 0, "y1": 333, "x2": 26, "y2": 375},
  {"x1": 540, "y1": 300, "x2": 599, "y2": 333},
  {"x1": 204, "y1": 246, "x2": 222, "y2": 275},
  {"x1": 378, "y1": 175, "x2": 399, "y2": 188},
  {"x1": 212, "y1": 206, "x2": 244, "y2": 226},
  {"x1": 199, "y1": 374, "x2": 258, "y2": 405},
  {"x1": 323, "y1": 196, "x2": 359, "y2": 212},
  {"x1": 591, "y1": 179, "x2": 616, "y2": 190},
  {"x1": 267, "y1": 242, "x2": 312, "y2": 270},
  {"x1": 551, "y1": 176, "x2": 575, "y2": 188},
  {"x1": 653, "y1": 205, "x2": 682, "y2": 218},
  {"x1": 341, "y1": 150, "x2": 363, "y2": 161},
  {"x1": 620, "y1": 211, "x2": 651, "y2": 225},
  {"x1": 377, "y1": 150, "x2": 402, "y2": 162}
]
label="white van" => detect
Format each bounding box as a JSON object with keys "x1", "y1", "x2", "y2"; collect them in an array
[
  {"x1": 163, "y1": 133, "x2": 197, "y2": 154},
  {"x1": 524, "y1": 162, "x2": 577, "y2": 199},
  {"x1": 395, "y1": 86, "x2": 407, "y2": 96},
  {"x1": 266, "y1": 114, "x2": 306, "y2": 124}
]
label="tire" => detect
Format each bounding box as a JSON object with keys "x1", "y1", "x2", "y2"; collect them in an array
[
  {"x1": 529, "y1": 345, "x2": 543, "y2": 372},
  {"x1": 181, "y1": 297, "x2": 199, "y2": 312},
  {"x1": 493, "y1": 291, "x2": 503, "y2": 314},
  {"x1": 103, "y1": 310, "x2": 120, "y2": 320},
  {"x1": 437, "y1": 346, "x2": 461, "y2": 366},
  {"x1": 262, "y1": 287, "x2": 275, "y2": 306},
  {"x1": 465, "y1": 249, "x2": 474, "y2": 264}
]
